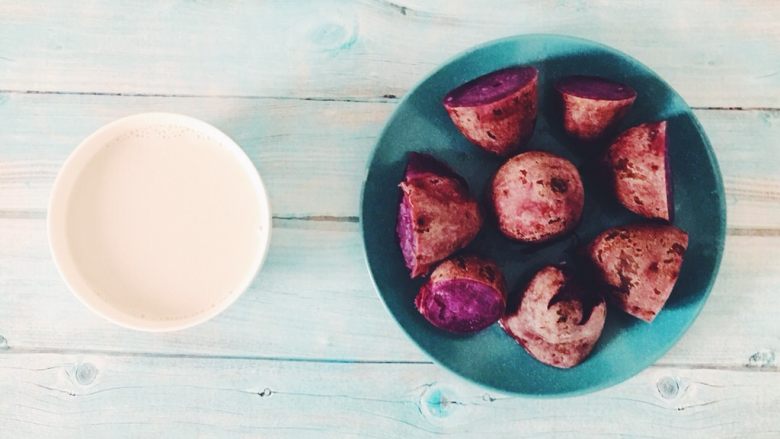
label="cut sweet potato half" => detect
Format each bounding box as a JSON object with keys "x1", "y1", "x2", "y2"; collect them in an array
[
  {"x1": 444, "y1": 66, "x2": 538, "y2": 156},
  {"x1": 397, "y1": 153, "x2": 482, "y2": 278},
  {"x1": 556, "y1": 75, "x2": 636, "y2": 141}
]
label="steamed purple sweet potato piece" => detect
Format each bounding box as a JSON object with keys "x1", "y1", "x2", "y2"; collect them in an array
[
  {"x1": 500, "y1": 266, "x2": 606, "y2": 368},
  {"x1": 397, "y1": 153, "x2": 482, "y2": 278},
  {"x1": 491, "y1": 151, "x2": 584, "y2": 243},
  {"x1": 415, "y1": 255, "x2": 506, "y2": 334},
  {"x1": 556, "y1": 76, "x2": 636, "y2": 141},
  {"x1": 605, "y1": 121, "x2": 671, "y2": 220},
  {"x1": 587, "y1": 223, "x2": 688, "y2": 322},
  {"x1": 443, "y1": 66, "x2": 538, "y2": 156}
]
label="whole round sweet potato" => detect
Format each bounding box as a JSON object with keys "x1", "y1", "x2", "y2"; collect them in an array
[{"x1": 491, "y1": 151, "x2": 584, "y2": 243}]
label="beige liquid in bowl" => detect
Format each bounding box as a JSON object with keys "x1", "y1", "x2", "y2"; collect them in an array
[{"x1": 54, "y1": 119, "x2": 268, "y2": 329}]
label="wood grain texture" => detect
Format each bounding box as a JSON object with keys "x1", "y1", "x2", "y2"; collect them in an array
[
  {"x1": 0, "y1": 1, "x2": 778, "y2": 107},
  {"x1": 0, "y1": 94, "x2": 778, "y2": 229},
  {"x1": 1, "y1": 353, "x2": 778, "y2": 438},
  {"x1": 1, "y1": 0, "x2": 779, "y2": 436},
  {"x1": 1, "y1": 215, "x2": 778, "y2": 371}
]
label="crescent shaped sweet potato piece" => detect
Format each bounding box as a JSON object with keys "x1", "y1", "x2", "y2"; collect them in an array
[{"x1": 500, "y1": 266, "x2": 606, "y2": 368}]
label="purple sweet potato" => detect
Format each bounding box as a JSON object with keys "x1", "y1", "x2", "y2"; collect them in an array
[
  {"x1": 443, "y1": 66, "x2": 538, "y2": 156},
  {"x1": 556, "y1": 76, "x2": 636, "y2": 141},
  {"x1": 605, "y1": 121, "x2": 671, "y2": 220},
  {"x1": 397, "y1": 153, "x2": 482, "y2": 278},
  {"x1": 415, "y1": 255, "x2": 506, "y2": 334},
  {"x1": 491, "y1": 151, "x2": 584, "y2": 243},
  {"x1": 587, "y1": 223, "x2": 688, "y2": 322},
  {"x1": 500, "y1": 266, "x2": 606, "y2": 368}
]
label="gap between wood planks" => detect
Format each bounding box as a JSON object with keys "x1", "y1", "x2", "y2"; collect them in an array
[
  {"x1": 0, "y1": 88, "x2": 778, "y2": 112},
  {"x1": 0, "y1": 345, "x2": 429, "y2": 365},
  {"x1": 1, "y1": 345, "x2": 776, "y2": 374},
  {"x1": 0, "y1": 89, "x2": 398, "y2": 104},
  {"x1": 0, "y1": 209, "x2": 777, "y2": 237}
]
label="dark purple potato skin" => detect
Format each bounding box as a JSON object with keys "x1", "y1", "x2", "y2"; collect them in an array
[
  {"x1": 491, "y1": 151, "x2": 584, "y2": 243},
  {"x1": 587, "y1": 223, "x2": 688, "y2": 322},
  {"x1": 500, "y1": 266, "x2": 606, "y2": 368},
  {"x1": 605, "y1": 121, "x2": 672, "y2": 220},
  {"x1": 556, "y1": 76, "x2": 636, "y2": 141},
  {"x1": 416, "y1": 255, "x2": 506, "y2": 334},
  {"x1": 443, "y1": 66, "x2": 538, "y2": 156},
  {"x1": 396, "y1": 153, "x2": 482, "y2": 278}
]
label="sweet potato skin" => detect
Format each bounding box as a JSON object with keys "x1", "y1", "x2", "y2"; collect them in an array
[
  {"x1": 396, "y1": 153, "x2": 482, "y2": 278},
  {"x1": 499, "y1": 266, "x2": 607, "y2": 368},
  {"x1": 605, "y1": 121, "x2": 671, "y2": 220},
  {"x1": 415, "y1": 255, "x2": 507, "y2": 334},
  {"x1": 587, "y1": 223, "x2": 688, "y2": 322},
  {"x1": 444, "y1": 67, "x2": 538, "y2": 156},
  {"x1": 556, "y1": 76, "x2": 636, "y2": 141},
  {"x1": 491, "y1": 151, "x2": 584, "y2": 243}
]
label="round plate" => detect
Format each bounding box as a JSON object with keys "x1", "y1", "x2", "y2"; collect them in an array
[
  {"x1": 361, "y1": 34, "x2": 725, "y2": 396},
  {"x1": 49, "y1": 113, "x2": 272, "y2": 332}
]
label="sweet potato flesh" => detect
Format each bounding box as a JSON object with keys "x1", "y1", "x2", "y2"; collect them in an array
[
  {"x1": 444, "y1": 66, "x2": 537, "y2": 107},
  {"x1": 416, "y1": 279, "x2": 504, "y2": 333},
  {"x1": 556, "y1": 75, "x2": 636, "y2": 101}
]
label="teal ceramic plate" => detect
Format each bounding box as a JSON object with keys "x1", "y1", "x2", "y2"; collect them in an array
[{"x1": 361, "y1": 34, "x2": 725, "y2": 396}]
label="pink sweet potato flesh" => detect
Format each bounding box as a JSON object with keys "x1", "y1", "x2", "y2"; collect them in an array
[
  {"x1": 587, "y1": 223, "x2": 688, "y2": 322},
  {"x1": 416, "y1": 255, "x2": 507, "y2": 334},
  {"x1": 396, "y1": 153, "x2": 482, "y2": 278},
  {"x1": 443, "y1": 66, "x2": 538, "y2": 156},
  {"x1": 500, "y1": 266, "x2": 606, "y2": 368},
  {"x1": 491, "y1": 151, "x2": 584, "y2": 243},
  {"x1": 605, "y1": 121, "x2": 672, "y2": 220},
  {"x1": 556, "y1": 76, "x2": 636, "y2": 141}
]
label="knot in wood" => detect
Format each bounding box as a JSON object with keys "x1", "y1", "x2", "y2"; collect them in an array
[
  {"x1": 747, "y1": 349, "x2": 776, "y2": 368},
  {"x1": 420, "y1": 385, "x2": 459, "y2": 419},
  {"x1": 656, "y1": 376, "x2": 679, "y2": 399},
  {"x1": 308, "y1": 19, "x2": 358, "y2": 52},
  {"x1": 75, "y1": 362, "x2": 97, "y2": 385}
]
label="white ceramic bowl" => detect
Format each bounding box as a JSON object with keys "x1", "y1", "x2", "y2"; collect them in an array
[{"x1": 48, "y1": 113, "x2": 272, "y2": 331}]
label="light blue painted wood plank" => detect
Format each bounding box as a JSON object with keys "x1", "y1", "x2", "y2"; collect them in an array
[
  {"x1": 0, "y1": 1, "x2": 777, "y2": 107},
  {"x1": 0, "y1": 93, "x2": 386, "y2": 218},
  {"x1": 0, "y1": 217, "x2": 421, "y2": 361},
  {"x1": 0, "y1": 93, "x2": 778, "y2": 229},
  {"x1": 0, "y1": 214, "x2": 778, "y2": 370},
  {"x1": 0, "y1": 94, "x2": 776, "y2": 367},
  {"x1": 0, "y1": 353, "x2": 777, "y2": 437}
]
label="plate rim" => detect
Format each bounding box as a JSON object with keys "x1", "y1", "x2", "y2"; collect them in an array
[{"x1": 360, "y1": 33, "x2": 727, "y2": 397}]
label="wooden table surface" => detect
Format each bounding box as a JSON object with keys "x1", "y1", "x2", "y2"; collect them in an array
[{"x1": 1, "y1": 1, "x2": 779, "y2": 437}]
